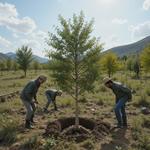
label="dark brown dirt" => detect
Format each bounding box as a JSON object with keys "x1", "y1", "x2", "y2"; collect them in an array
[{"x1": 44, "y1": 117, "x2": 111, "y2": 142}]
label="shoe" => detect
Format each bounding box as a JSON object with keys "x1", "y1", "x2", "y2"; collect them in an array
[
  {"x1": 43, "y1": 108, "x2": 49, "y2": 113},
  {"x1": 113, "y1": 124, "x2": 123, "y2": 129},
  {"x1": 30, "y1": 119, "x2": 37, "y2": 124},
  {"x1": 122, "y1": 124, "x2": 128, "y2": 128},
  {"x1": 30, "y1": 114, "x2": 37, "y2": 124},
  {"x1": 25, "y1": 120, "x2": 34, "y2": 129}
]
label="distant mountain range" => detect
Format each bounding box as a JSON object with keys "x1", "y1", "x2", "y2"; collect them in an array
[
  {"x1": 106, "y1": 36, "x2": 150, "y2": 57},
  {"x1": 0, "y1": 52, "x2": 9, "y2": 60},
  {"x1": 0, "y1": 36, "x2": 150, "y2": 62},
  {"x1": 0, "y1": 52, "x2": 48, "y2": 63}
]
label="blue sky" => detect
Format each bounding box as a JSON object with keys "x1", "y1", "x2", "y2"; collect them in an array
[{"x1": 0, "y1": 0, "x2": 150, "y2": 57}]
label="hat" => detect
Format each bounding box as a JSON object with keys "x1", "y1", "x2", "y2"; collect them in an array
[
  {"x1": 103, "y1": 77, "x2": 112, "y2": 84},
  {"x1": 38, "y1": 75, "x2": 47, "y2": 82}
]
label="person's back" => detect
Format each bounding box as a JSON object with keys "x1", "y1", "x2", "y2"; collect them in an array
[
  {"x1": 21, "y1": 80, "x2": 37, "y2": 102},
  {"x1": 44, "y1": 89, "x2": 62, "y2": 112},
  {"x1": 45, "y1": 89, "x2": 57, "y2": 101},
  {"x1": 111, "y1": 81, "x2": 132, "y2": 101}
]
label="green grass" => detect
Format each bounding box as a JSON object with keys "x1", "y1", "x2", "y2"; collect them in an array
[
  {"x1": 0, "y1": 70, "x2": 150, "y2": 149},
  {"x1": 0, "y1": 114, "x2": 19, "y2": 145}
]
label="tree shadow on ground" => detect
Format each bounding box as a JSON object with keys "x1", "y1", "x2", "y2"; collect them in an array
[{"x1": 101, "y1": 128, "x2": 129, "y2": 150}]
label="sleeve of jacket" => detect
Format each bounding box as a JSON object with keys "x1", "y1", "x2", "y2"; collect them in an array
[{"x1": 33, "y1": 89, "x2": 38, "y2": 100}]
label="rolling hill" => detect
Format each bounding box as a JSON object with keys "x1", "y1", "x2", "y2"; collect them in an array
[
  {"x1": 0, "y1": 52, "x2": 9, "y2": 61},
  {"x1": 0, "y1": 52, "x2": 48, "y2": 63},
  {"x1": 106, "y1": 36, "x2": 150, "y2": 57}
]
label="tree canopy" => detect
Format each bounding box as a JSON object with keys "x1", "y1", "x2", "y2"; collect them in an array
[
  {"x1": 16, "y1": 45, "x2": 33, "y2": 77},
  {"x1": 47, "y1": 12, "x2": 102, "y2": 127}
]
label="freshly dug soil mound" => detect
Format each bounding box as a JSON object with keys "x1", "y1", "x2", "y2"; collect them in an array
[{"x1": 44, "y1": 117, "x2": 111, "y2": 142}]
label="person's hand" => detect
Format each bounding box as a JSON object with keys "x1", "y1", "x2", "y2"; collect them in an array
[{"x1": 34, "y1": 100, "x2": 39, "y2": 104}]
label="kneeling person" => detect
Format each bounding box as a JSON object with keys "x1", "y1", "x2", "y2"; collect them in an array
[{"x1": 44, "y1": 89, "x2": 62, "y2": 112}]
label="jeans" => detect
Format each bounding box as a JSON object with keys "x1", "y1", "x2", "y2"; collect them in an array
[
  {"x1": 115, "y1": 96, "x2": 128, "y2": 126},
  {"x1": 21, "y1": 100, "x2": 36, "y2": 120},
  {"x1": 44, "y1": 93, "x2": 52, "y2": 110}
]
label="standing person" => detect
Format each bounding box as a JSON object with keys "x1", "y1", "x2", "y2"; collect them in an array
[
  {"x1": 20, "y1": 75, "x2": 47, "y2": 129},
  {"x1": 43, "y1": 89, "x2": 62, "y2": 112},
  {"x1": 103, "y1": 77, "x2": 132, "y2": 128}
]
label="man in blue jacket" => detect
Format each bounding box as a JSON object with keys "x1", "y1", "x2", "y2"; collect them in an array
[
  {"x1": 20, "y1": 75, "x2": 47, "y2": 129},
  {"x1": 103, "y1": 77, "x2": 132, "y2": 128}
]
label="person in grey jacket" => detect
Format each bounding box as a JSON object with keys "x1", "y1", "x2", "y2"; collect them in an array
[
  {"x1": 43, "y1": 89, "x2": 62, "y2": 112},
  {"x1": 20, "y1": 75, "x2": 47, "y2": 129},
  {"x1": 103, "y1": 77, "x2": 132, "y2": 128}
]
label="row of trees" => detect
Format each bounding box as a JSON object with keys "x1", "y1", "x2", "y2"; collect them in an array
[
  {"x1": 99, "y1": 45, "x2": 150, "y2": 78},
  {"x1": 0, "y1": 46, "x2": 49, "y2": 77}
]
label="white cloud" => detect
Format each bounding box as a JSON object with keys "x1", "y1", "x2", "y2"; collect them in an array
[
  {"x1": 0, "y1": 35, "x2": 12, "y2": 48},
  {"x1": 130, "y1": 21, "x2": 150, "y2": 40},
  {"x1": 0, "y1": 2, "x2": 36, "y2": 34},
  {"x1": 112, "y1": 18, "x2": 128, "y2": 25},
  {"x1": 143, "y1": 0, "x2": 150, "y2": 10},
  {"x1": 0, "y1": 3, "x2": 18, "y2": 17},
  {"x1": 102, "y1": 35, "x2": 120, "y2": 50},
  {"x1": 16, "y1": 30, "x2": 48, "y2": 56}
]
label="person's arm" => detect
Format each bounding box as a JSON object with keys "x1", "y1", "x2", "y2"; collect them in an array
[
  {"x1": 33, "y1": 90, "x2": 39, "y2": 104},
  {"x1": 53, "y1": 100, "x2": 57, "y2": 111},
  {"x1": 52, "y1": 94, "x2": 57, "y2": 111}
]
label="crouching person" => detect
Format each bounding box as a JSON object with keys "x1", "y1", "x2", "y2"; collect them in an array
[
  {"x1": 20, "y1": 75, "x2": 47, "y2": 129},
  {"x1": 103, "y1": 77, "x2": 132, "y2": 128},
  {"x1": 43, "y1": 89, "x2": 62, "y2": 112}
]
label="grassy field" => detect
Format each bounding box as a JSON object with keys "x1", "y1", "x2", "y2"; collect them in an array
[{"x1": 0, "y1": 70, "x2": 150, "y2": 150}]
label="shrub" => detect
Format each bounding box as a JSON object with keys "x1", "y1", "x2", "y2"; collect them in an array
[
  {"x1": 0, "y1": 115, "x2": 18, "y2": 145},
  {"x1": 142, "y1": 116, "x2": 150, "y2": 128},
  {"x1": 81, "y1": 139, "x2": 95, "y2": 150},
  {"x1": 60, "y1": 98, "x2": 74, "y2": 107},
  {"x1": 115, "y1": 146, "x2": 123, "y2": 150},
  {"x1": 99, "y1": 85, "x2": 107, "y2": 92},
  {"x1": 131, "y1": 117, "x2": 142, "y2": 140},
  {"x1": 43, "y1": 137, "x2": 57, "y2": 150},
  {"x1": 145, "y1": 87, "x2": 150, "y2": 96},
  {"x1": 80, "y1": 96, "x2": 87, "y2": 103},
  {"x1": 96, "y1": 98, "x2": 104, "y2": 106},
  {"x1": 138, "y1": 134, "x2": 150, "y2": 150},
  {"x1": 133, "y1": 93, "x2": 150, "y2": 108},
  {"x1": 21, "y1": 136, "x2": 39, "y2": 150}
]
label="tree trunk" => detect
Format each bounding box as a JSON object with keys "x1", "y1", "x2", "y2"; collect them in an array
[
  {"x1": 75, "y1": 50, "x2": 79, "y2": 128},
  {"x1": 108, "y1": 71, "x2": 111, "y2": 78},
  {"x1": 24, "y1": 70, "x2": 27, "y2": 77},
  {"x1": 75, "y1": 84, "x2": 79, "y2": 128}
]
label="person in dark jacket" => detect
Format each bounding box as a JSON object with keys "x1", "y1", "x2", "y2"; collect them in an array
[
  {"x1": 20, "y1": 75, "x2": 47, "y2": 129},
  {"x1": 103, "y1": 77, "x2": 132, "y2": 128},
  {"x1": 43, "y1": 89, "x2": 62, "y2": 112}
]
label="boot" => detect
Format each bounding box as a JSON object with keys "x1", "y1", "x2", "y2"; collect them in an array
[
  {"x1": 25, "y1": 120, "x2": 34, "y2": 129},
  {"x1": 43, "y1": 108, "x2": 49, "y2": 113},
  {"x1": 30, "y1": 114, "x2": 37, "y2": 124}
]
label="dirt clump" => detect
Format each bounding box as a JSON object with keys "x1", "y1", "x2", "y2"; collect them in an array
[{"x1": 44, "y1": 117, "x2": 111, "y2": 142}]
